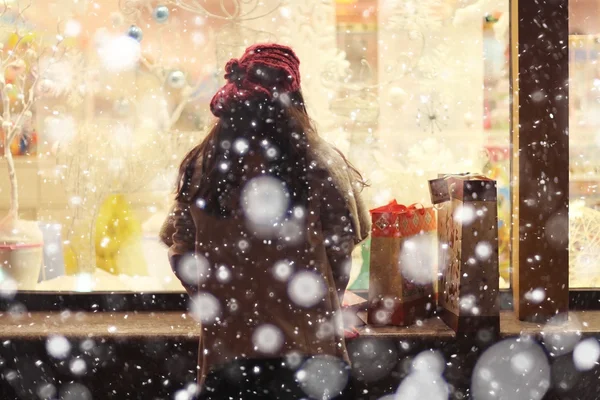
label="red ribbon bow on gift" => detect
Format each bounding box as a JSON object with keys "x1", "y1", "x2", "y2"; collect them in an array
[
  {"x1": 370, "y1": 200, "x2": 427, "y2": 215},
  {"x1": 370, "y1": 200, "x2": 434, "y2": 237}
]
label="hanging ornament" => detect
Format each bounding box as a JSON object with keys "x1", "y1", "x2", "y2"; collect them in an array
[
  {"x1": 127, "y1": 25, "x2": 143, "y2": 42},
  {"x1": 153, "y1": 5, "x2": 170, "y2": 23},
  {"x1": 388, "y1": 86, "x2": 408, "y2": 107},
  {"x1": 167, "y1": 70, "x2": 186, "y2": 89}
]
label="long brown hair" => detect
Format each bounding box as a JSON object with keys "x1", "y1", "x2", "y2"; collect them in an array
[{"x1": 176, "y1": 90, "x2": 366, "y2": 216}]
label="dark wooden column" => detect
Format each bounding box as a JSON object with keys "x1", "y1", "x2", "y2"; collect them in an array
[{"x1": 511, "y1": 0, "x2": 570, "y2": 322}]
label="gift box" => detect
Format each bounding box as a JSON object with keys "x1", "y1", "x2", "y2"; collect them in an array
[
  {"x1": 429, "y1": 174, "x2": 500, "y2": 333},
  {"x1": 367, "y1": 201, "x2": 437, "y2": 326}
]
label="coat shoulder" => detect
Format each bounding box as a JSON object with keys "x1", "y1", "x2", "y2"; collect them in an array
[{"x1": 308, "y1": 139, "x2": 349, "y2": 180}]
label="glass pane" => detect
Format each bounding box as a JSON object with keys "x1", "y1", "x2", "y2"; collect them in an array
[
  {"x1": 372, "y1": 0, "x2": 511, "y2": 289},
  {"x1": 0, "y1": 0, "x2": 511, "y2": 293},
  {"x1": 569, "y1": 0, "x2": 600, "y2": 288},
  {"x1": 342, "y1": 2, "x2": 511, "y2": 291},
  {"x1": 336, "y1": 0, "x2": 378, "y2": 291}
]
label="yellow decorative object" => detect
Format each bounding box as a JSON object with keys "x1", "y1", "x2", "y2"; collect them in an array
[
  {"x1": 94, "y1": 194, "x2": 148, "y2": 276},
  {"x1": 6, "y1": 32, "x2": 36, "y2": 49},
  {"x1": 63, "y1": 243, "x2": 79, "y2": 276}
]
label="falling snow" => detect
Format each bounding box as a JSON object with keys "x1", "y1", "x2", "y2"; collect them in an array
[
  {"x1": 0, "y1": 0, "x2": 595, "y2": 399},
  {"x1": 287, "y1": 271, "x2": 327, "y2": 308}
]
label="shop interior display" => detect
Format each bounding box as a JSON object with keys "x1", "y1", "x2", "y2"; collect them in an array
[
  {"x1": 569, "y1": 34, "x2": 600, "y2": 288},
  {"x1": 1, "y1": 0, "x2": 508, "y2": 292},
  {"x1": 0, "y1": 25, "x2": 55, "y2": 290},
  {"x1": 570, "y1": 200, "x2": 600, "y2": 288},
  {"x1": 1, "y1": 0, "x2": 597, "y2": 292},
  {"x1": 1, "y1": 0, "x2": 216, "y2": 291},
  {"x1": 0, "y1": 0, "x2": 354, "y2": 292}
]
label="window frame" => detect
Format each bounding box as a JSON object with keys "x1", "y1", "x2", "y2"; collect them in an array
[{"x1": 510, "y1": 0, "x2": 573, "y2": 320}]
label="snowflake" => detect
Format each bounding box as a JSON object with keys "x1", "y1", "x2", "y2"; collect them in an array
[{"x1": 416, "y1": 93, "x2": 449, "y2": 134}]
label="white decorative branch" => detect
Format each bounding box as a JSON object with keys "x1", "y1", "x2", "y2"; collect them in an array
[{"x1": 0, "y1": 1, "x2": 65, "y2": 223}]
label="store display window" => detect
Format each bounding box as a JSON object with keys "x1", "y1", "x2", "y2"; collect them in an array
[{"x1": 0, "y1": 0, "x2": 595, "y2": 314}]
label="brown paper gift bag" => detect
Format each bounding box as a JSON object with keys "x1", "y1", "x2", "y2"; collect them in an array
[
  {"x1": 367, "y1": 201, "x2": 437, "y2": 326},
  {"x1": 429, "y1": 174, "x2": 500, "y2": 333}
]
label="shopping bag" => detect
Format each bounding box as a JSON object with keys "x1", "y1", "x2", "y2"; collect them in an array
[
  {"x1": 367, "y1": 200, "x2": 436, "y2": 326},
  {"x1": 429, "y1": 174, "x2": 500, "y2": 333}
]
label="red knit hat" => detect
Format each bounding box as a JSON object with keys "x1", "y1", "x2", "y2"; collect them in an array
[{"x1": 210, "y1": 43, "x2": 301, "y2": 118}]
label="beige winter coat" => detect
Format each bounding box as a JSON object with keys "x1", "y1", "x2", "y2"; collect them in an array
[{"x1": 160, "y1": 137, "x2": 370, "y2": 387}]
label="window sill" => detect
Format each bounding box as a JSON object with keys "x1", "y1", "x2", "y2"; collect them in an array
[
  {"x1": 356, "y1": 311, "x2": 600, "y2": 339},
  {"x1": 0, "y1": 311, "x2": 598, "y2": 340},
  {"x1": 0, "y1": 311, "x2": 200, "y2": 340}
]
